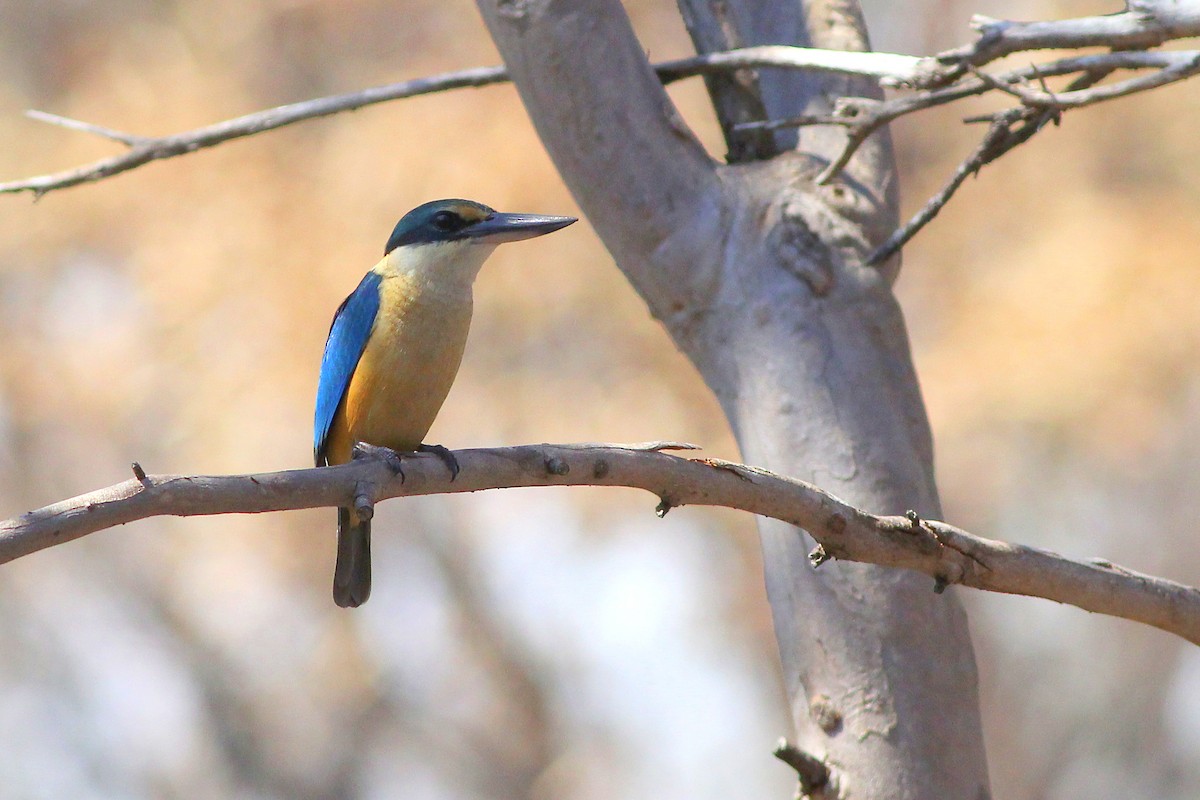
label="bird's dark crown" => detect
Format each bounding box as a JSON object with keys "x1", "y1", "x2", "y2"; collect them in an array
[{"x1": 385, "y1": 199, "x2": 495, "y2": 254}]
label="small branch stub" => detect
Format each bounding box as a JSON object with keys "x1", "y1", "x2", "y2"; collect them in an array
[
  {"x1": 352, "y1": 481, "x2": 375, "y2": 522},
  {"x1": 130, "y1": 462, "x2": 151, "y2": 488},
  {"x1": 773, "y1": 738, "x2": 831, "y2": 796}
]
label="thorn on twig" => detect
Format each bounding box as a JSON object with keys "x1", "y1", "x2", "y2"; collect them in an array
[
  {"x1": 655, "y1": 497, "x2": 673, "y2": 518},
  {"x1": 905, "y1": 509, "x2": 922, "y2": 528},
  {"x1": 773, "y1": 738, "x2": 830, "y2": 795},
  {"x1": 809, "y1": 544, "x2": 831, "y2": 568},
  {"x1": 130, "y1": 462, "x2": 151, "y2": 488},
  {"x1": 353, "y1": 481, "x2": 375, "y2": 522}
]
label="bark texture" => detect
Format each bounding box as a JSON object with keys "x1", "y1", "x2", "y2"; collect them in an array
[{"x1": 476, "y1": 1, "x2": 990, "y2": 797}]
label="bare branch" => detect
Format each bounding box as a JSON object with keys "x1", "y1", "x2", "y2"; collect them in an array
[
  {"x1": 676, "y1": 1, "x2": 777, "y2": 162},
  {"x1": 655, "y1": 45, "x2": 923, "y2": 82},
  {"x1": 25, "y1": 110, "x2": 150, "y2": 147},
  {"x1": 737, "y1": 50, "x2": 1200, "y2": 180},
  {"x1": 1, "y1": 65, "x2": 510, "y2": 197},
  {"x1": 932, "y1": 2, "x2": 1200, "y2": 78},
  {"x1": 0, "y1": 46, "x2": 921, "y2": 199},
  {"x1": 733, "y1": 47, "x2": 1200, "y2": 254},
  {"x1": 2, "y1": 443, "x2": 1197, "y2": 646},
  {"x1": 7, "y1": 37, "x2": 1193, "y2": 205},
  {"x1": 866, "y1": 105, "x2": 1054, "y2": 265},
  {"x1": 5, "y1": 5, "x2": 1199, "y2": 267}
]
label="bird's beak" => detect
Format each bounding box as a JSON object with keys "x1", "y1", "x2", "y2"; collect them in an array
[{"x1": 466, "y1": 212, "x2": 577, "y2": 244}]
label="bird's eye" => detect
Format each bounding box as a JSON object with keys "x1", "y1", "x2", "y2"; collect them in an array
[{"x1": 432, "y1": 210, "x2": 460, "y2": 231}]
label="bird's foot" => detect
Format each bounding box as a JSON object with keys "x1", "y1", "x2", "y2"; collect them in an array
[
  {"x1": 417, "y1": 443, "x2": 460, "y2": 481},
  {"x1": 352, "y1": 442, "x2": 406, "y2": 481}
]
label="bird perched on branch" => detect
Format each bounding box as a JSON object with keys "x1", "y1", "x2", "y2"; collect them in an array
[{"x1": 314, "y1": 199, "x2": 576, "y2": 607}]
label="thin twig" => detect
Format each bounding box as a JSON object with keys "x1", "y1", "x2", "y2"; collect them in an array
[
  {"x1": 0, "y1": 47, "x2": 923, "y2": 198},
  {"x1": 1, "y1": 65, "x2": 511, "y2": 198},
  {"x1": 4, "y1": 46, "x2": 1197, "y2": 200},
  {"x1": 867, "y1": 104, "x2": 1055, "y2": 265},
  {"x1": 735, "y1": 50, "x2": 1200, "y2": 188},
  {"x1": 25, "y1": 110, "x2": 150, "y2": 147},
  {"x1": 930, "y1": 6, "x2": 1200, "y2": 80},
  {"x1": 1, "y1": 443, "x2": 1198, "y2": 646}
]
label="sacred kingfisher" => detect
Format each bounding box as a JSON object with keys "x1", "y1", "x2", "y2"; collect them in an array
[{"x1": 314, "y1": 199, "x2": 575, "y2": 608}]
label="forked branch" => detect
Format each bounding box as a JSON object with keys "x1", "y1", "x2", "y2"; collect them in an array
[
  {"x1": 4, "y1": 6, "x2": 1200, "y2": 261},
  {"x1": 0, "y1": 47, "x2": 921, "y2": 198},
  {"x1": 2, "y1": 443, "x2": 1197, "y2": 646}
]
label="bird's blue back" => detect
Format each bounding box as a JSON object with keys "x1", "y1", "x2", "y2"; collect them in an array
[{"x1": 314, "y1": 270, "x2": 382, "y2": 465}]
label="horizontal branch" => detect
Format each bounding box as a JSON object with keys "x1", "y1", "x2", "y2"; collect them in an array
[
  {"x1": 2, "y1": 443, "x2": 1197, "y2": 646},
  {"x1": 0, "y1": 65, "x2": 510, "y2": 197},
  {"x1": 0, "y1": 46, "x2": 921, "y2": 198},
  {"x1": 934, "y1": 3, "x2": 1200, "y2": 76}
]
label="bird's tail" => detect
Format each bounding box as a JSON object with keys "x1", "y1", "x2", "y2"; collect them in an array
[{"x1": 333, "y1": 507, "x2": 371, "y2": 608}]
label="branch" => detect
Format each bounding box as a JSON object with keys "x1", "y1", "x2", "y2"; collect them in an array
[
  {"x1": 3, "y1": 443, "x2": 1197, "y2": 646},
  {"x1": 7, "y1": 6, "x2": 1200, "y2": 263},
  {"x1": 0, "y1": 65, "x2": 509, "y2": 198},
  {"x1": 932, "y1": 2, "x2": 1200, "y2": 78},
  {"x1": 677, "y1": 0, "x2": 777, "y2": 162},
  {"x1": 866, "y1": 100, "x2": 1058, "y2": 265},
  {"x1": 0, "y1": 46, "x2": 921, "y2": 199},
  {"x1": 732, "y1": 47, "x2": 1200, "y2": 262},
  {"x1": 737, "y1": 51, "x2": 1200, "y2": 181}
]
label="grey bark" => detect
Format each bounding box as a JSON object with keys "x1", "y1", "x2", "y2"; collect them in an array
[{"x1": 476, "y1": 1, "x2": 990, "y2": 797}]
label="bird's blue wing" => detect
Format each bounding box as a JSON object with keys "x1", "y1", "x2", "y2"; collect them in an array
[{"x1": 314, "y1": 271, "x2": 382, "y2": 465}]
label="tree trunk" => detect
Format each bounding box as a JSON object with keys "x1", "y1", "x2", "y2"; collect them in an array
[{"x1": 476, "y1": 1, "x2": 991, "y2": 796}]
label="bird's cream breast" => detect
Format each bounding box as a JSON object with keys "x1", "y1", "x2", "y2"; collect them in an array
[{"x1": 341, "y1": 270, "x2": 474, "y2": 452}]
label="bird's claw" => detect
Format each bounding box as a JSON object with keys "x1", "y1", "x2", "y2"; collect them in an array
[
  {"x1": 418, "y1": 443, "x2": 460, "y2": 481},
  {"x1": 352, "y1": 442, "x2": 406, "y2": 481}
]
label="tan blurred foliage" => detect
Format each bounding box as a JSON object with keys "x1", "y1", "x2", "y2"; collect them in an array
[{"x1": 1, "y1": 1, "x2": 1198, "y2": 798}]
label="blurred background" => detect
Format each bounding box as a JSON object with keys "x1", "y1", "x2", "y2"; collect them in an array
[{"x1": 0, "y1": 0, "x2": 1197, "y2": 798}]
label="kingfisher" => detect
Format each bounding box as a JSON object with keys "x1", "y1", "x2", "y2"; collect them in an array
[{"x1": 314, "y1": 199, "x2": 576, "y2": 607}]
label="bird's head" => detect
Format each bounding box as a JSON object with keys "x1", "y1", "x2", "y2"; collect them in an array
[{"x1": 385, "y1": 199, "x2": 576, "y2": 255}]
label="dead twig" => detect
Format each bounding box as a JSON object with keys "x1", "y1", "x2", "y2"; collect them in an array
[
  {"x1": 0, "y1": 47, "x2": 923, "y2": 198},
  {"x1": 866, "y1": 102, "x2": 1056, "y2": 265},
  {"x1": 928, "y1": 6, "x2": 1200, "y2": 83}
]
